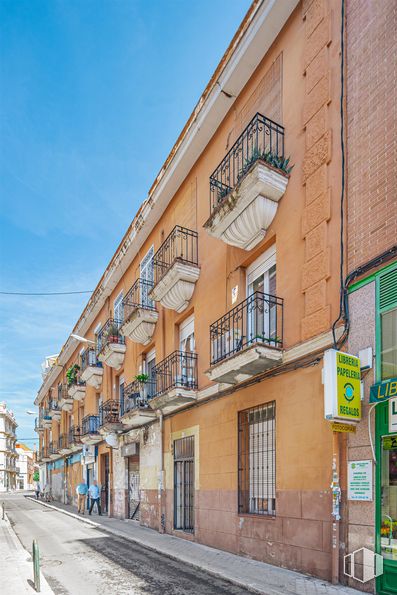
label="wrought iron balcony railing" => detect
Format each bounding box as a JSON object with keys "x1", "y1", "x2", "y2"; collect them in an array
[
  {"x1": 48, "y1": 441, "x2": 57, "y2": 456},
  {"x1": 154, "y1": 351, "x2": 198, "y2": 397},
  {"x1": 57, "y1": 384, "x2": 70, "y2": 401},
  {"x1": 96, "y1": 319, "x2": 125, "y2": 355},
  {"x1": 209, "y1": 112, "x2": 285, "y2": 213},
  {"x1": 152, "y1": 226, "x2": 198, "y2": 286},
  {"x1": 39, "y1": 447, "x2": 49, "y2": 460},
  {"x1": 69, "y1": 425, "x2": 82, "y2": 444},
  {"x1": 210, "y1": 291, "x2": 283, "y2": 366},
  {"x1": 80, "y1": 348, "x2": 102, "y2": 373},
  {"x1": 122, "y1": 278, "x2": 156, "y2": 321},
  {"x1": 82, "y1": 414, "x2": 100, "y2": 436},
  {"x1": 49, "y1": 399, "x2": 61, "y2": 411},
  {"x1": 58, "y1": 433, "x2": 69, "y2": 451},
  {"x1": 99, "y1": 399, "x2": 121, "y2": 426},
  {"x1": 121, "y1": 378, "x2": 157, "y2": 416}
]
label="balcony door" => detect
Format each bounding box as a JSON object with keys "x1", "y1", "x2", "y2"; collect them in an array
[
  {"x1": 246, "y1": 246, "x2": 276, "y2": 344},
  {"x1": 140, "y1": 246, "x2": 154, "y2": 308},
  {"x1": 179, "y1": 315, "x2": 195, "y2": 387}
]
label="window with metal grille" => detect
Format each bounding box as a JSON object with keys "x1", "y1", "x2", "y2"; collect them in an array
[
  {"x1": 174, "y1": 436, "x2": 194, "y2": 532},
  {"x1": 238, "y1": 401, "x2": 275, "y2": 516}
]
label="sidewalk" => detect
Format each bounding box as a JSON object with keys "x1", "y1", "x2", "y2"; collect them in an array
[
  {"x1": 26, "y1": 496, "x2": 362, "y2": 595},
  {"x1": 0, "y1": 512, "x2": 53, "y2": 594}
]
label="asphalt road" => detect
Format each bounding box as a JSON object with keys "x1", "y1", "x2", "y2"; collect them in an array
[{"x1": 3, "y1": 493, "x2": 250, "y2": 595}]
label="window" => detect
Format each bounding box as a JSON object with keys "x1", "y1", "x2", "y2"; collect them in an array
[
  {"x1": 114, "y1": 292, "x2": 124, "y2": 324},
  {"x1": 179, "y1": 315, "x2": 195, "y2": 385},
  {"x1": 379, "y1": 267, "x2": 397, "y2": 381},
  {"x1": 238, "y1": 401, "x2": 275, "y2": 516},
  {"x1": 145, "y1": 349, "x2": 156, "y2": 398},
  {"x1": 174, "y1": 436, "x2": 194, "y2": 532}
]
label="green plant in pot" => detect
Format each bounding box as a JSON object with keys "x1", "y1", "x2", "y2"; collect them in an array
[
  {"x1": 135, "y1": 373, "x2": 150, "y2": 402},
  {"x1": 66, "y1": 363, "x2": 80, "y2": 387}
]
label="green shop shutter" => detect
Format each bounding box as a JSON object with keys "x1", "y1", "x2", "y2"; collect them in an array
[{"x1": 379, "y1": 267, "x2": 397, "y2": 311}]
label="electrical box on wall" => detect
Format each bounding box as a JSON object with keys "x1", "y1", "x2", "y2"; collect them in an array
[{"x1": 358, "y1": 347, "x2": 373, "y2": 370}]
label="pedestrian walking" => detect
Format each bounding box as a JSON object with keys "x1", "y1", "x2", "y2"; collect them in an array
[
  {"x1": 34, "y1": 481, "x2": 41, "y2": 500},
  {"x1": 76, "y1": 480, "x2": 88, "y2": 514},
  {"x1": 88, "y1": 480, "x2": 102, "y2": 516}
]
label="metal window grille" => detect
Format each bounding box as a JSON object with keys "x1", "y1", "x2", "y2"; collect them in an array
[
  {"x1": 238, "y1": 401, "x2": 276, "y2": 516},
  {"x1": 174, "y1": 436, "x2": 194, "y2": 532}
]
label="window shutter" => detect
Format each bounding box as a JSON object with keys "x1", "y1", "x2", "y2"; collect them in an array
[{"x1": 379, "y1": 268, "x2": 397, "y2": 311}]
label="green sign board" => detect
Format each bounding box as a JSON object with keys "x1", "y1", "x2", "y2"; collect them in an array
[{"x1": 369, "y1": 377, "x2": 397, "y2": 403}]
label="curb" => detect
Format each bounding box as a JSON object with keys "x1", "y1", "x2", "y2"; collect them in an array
[{"x1": 26, "y1": 496, "x2": 270, "y2": 595}]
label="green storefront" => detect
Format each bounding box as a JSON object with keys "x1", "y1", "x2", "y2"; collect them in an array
[{"x1": 371, "y1": 264, "x2": 397, "y2": 594}]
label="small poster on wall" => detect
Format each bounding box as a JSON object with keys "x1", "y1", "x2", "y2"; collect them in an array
[{"x1": 348, "y1": 460, "x2": 373, "y2": 501}]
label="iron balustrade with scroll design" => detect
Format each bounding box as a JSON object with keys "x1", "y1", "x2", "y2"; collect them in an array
[
  {"x1": 99, "y1": 399, "x2": 121, "y2": 426},
  {"x1": 152, "y1": 226, "x2": 198, "y2": 286},
  {"x1": 57, "y1": 384, "x2": 69, "y2": 401},
  {"x1": 210, "y1": 291, "x2": 284, "y2": 366},
  {"x1": 121, "y1": 378, "x2": 157, "y2": 416},
  {"x1": 122, "y1": 278, "x2": 156, "y2": 321},
  {"x1": 96, "y1": 319, "x2": 125, "y2": 355},
  {"x1": 154, "y1": 351, "x2": 198, "y2": 397},
  {"x1": 82, "y1": 414, "x2": 100, "y2": 436},
  {"x1": 80, "y1": 348, "x2": 102, "y2": 373},
  {"x1": 209, "y1": 112, "x2": 285, "y2": 214}
]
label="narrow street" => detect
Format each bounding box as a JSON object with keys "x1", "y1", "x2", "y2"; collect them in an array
[{"x1": 3, "y1": 494, "x2": 250, "y2": 595}]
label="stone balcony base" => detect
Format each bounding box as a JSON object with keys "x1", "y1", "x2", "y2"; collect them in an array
[
  {"x1": 60, "y1": 397, "x2": 74, "y2": 412},
  {"x1": 149, "y1": 387, "x2": 197, "y2": 414},
  {"x1": 98, "y1": 343, "x2": 126, "y2": 370},
  {"x1": 120, "y1": 308, "x2": 158, "y2": 345},
  {"x1": 121, "y1": 407, "x2": 157, "y2": 428},
  {"x1": 206, "y1": 342, "x2": 283, "y2": 385},
  {"x1": 81, "y1": 366, "x2": 103, "y2": 389},
  {"x1": 150, "y1": 261, "x2": 200, "y2": 313},
  {"x1": 204, "y1": 161, "x2": 288, "y2": 251},
  {"x1": 68, "y1": 384, "x2": 86, "y2": 401},
  {"x1": 80, "y1": 433, "x2": 102, "y2": 446}
]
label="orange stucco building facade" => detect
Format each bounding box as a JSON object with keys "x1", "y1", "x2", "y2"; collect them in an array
[{"x1": 35, "y1": 0, "x2": 358, "y2": 584}]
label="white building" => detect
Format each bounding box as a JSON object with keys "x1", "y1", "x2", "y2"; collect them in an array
[
  {"x1": 0, "y1": 402, "x2": 18, "y2": 492},
  {"x1": 16, "y1": 443, "x2": 35, "y2": 490}
]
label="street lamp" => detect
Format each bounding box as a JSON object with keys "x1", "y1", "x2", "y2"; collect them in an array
[
  {"x1": 71, "y1": 333, "x2": 95, "y2": 345},
  {"x1": 25, "y1": 411, "x2": 35, "y2": 415}
]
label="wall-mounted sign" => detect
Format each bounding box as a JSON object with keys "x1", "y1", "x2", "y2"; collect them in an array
[
  {"x1": 389, "y1": 398, "x2": 397, "y2": 433},
  {"x1": 369, "y1": 377, "x2": 397, "y2": 403},
  {"x1": 231, "y1": 285, "x2": 238, "y2": 305},
  {"x1": 331, "y1": 422, "x2": 357, "y2": 433},
  {"x1": 383, "y1": 436, "x2": 397, "y2": 451},
  {"x1": 324, "y1": 349, "x2": 361, "y2": 422},
  {"x1": 348, "y1": 460, "x2": 373, "y2": 501}
]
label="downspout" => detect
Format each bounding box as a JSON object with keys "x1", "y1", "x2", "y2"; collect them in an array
[{"x1": 159, "y1": 411, "x2": 165, "y2": 533}]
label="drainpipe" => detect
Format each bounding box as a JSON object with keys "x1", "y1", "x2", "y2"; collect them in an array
[
  {"x1": 159, "y1": 411, "x2": 165, "y2": 533},
  {"x1": 331, "y1": 431, "x2": 341, "y2": 584}
]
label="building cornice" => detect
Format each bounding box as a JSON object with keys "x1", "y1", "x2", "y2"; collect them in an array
[{"x1": 35, "y1": 0, "x2": 299, "y2": 405}]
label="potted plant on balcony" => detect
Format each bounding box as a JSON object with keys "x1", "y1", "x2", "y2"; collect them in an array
[
  {"x1": 66, "y1": 364, "x2": 80, "y2": 387},
  {"x1": 134, "y1": 373, "x2": 149, "y2": 406},
  {"x1": 107, "y1": 323, "x2": 120, "y2": 344}
]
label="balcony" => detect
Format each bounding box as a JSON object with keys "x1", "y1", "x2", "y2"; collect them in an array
[
  {"x1": 42, "y1": 411, "x2": 52, "y2": 429},
  {"x1": 149, "y1": 226, "x2": 200, "y2": 313},
  {"x1": 120, "y1": 279, "x2": 158, "y2": 345},
  {"x1": 48, "y1": 441, "x2": 59, "y2": 460},
  {"x1": 58, "y1": 433, "x2": 72, "y2": 455},
  {"x1": 149, "y1": 351, "x2": 198, "y2": 413},
  {"x1": 67, "y1": 364, "x2": 86, "y2": 401},
  {"x1": 81, "y1": 415, "x2": 101, "y2": 445},
  {"x1": 206, "y1": 291, "x2": 283, "y2": 385},
  {"x1": 34, "y1": 417, "x2": 44, "y2": 433},
  {"x1": 39, "y1": 447, "x2": 51, "y2": 463},
  {"x1": 49, "y1": 399, "x2": 61, "y2": 421},
  {"x1": 204, "y1": 113, "x2": 289, "y2": 251},
  {"x1": 99, "y1": 399, "x2": 123, "y2": 434},
  {"x1": 96, "y1": 319, "x2": 126, "y2": 370},
  {"x1": 59, "y1": 384, "x2": 74, "y2": 412},
  {"x1": 120, "y1": 379, "x2": 157, "y2": 427},
  {"x1": 69, "y1": 425, "x2": 82, "y2": 451},
  {"x1": 80, "y1": 348, "x2": 103, "y2": 389}
]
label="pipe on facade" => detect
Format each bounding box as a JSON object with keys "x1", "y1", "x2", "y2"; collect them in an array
[
  {"x1": 158, "y1": 412, "x2": 165, "y2": 533},
  {"x1": 332, "y1": 431, "x2": 341, "y2": 585}
]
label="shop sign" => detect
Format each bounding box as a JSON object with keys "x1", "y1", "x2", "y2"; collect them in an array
[
  {"x1": 331, "y1": 422, "x2": 357, "y2": 433},
  {"x1": 121, "y1": 442, "x2": 139, "y2": 457},
  {"x1": 382, "y1": 435, "x2": 397, "y2": 451},
  {"x1": 324, "y1": 349, "x2": 361, "y2": 422},
  {"x1": 348, "y1": 460, "x2": 373, "y2": 501},
  {"x1": 369, "y1": 377, "x2": 397, "y2": 403},
  {"x1": 389, "y1": 398, "x2": 397, "y2": 433}
]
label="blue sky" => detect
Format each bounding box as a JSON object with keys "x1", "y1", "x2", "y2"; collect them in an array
[{"x1": 0, "y1": 0, "x2": 251, "y2": 447}]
